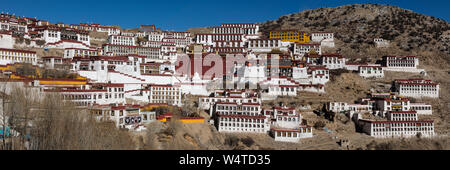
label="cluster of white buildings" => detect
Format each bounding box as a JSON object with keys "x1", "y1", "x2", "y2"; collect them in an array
[
  {"x1": 266, "y1": 106, "x2": 313, "y2": 142},
  {"x1": 358, "y1": 111, "x2": 435, "y2": 138},
  {"x1": 90, "y1": 104, "x2": 156, "y2": 131},
  {"x1": 393, "y1": 79, "x2": 440, "y2": 98},
  {"x1": 326, "y1": 92, "x2": 435, "y2": 138},
  {"x1": 0, "y1": 12, "x2": 442, "y2": 141},
  {"x1": 327, "y1": 92, "x2": 434, "y2": 117},
  {"x1": 102, "y1": 30, "x2": 191, "y2": 63},
  {"x1": 70, "y1": 23, "x2": 121, "y2": 35},
  {"x1": 200, "y1": 90, "x2": 312, "y2": 143},
  {"x1": 247, "y1": 38, "x2": 290, "y2": 53}
]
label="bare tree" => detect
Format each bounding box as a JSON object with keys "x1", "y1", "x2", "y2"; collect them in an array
[{"x1": 1, "y1": 85, "x2": 137, "y2": 150}]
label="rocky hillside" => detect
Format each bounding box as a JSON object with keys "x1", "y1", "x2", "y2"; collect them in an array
[
  {"x1": 260, "y1": 4, "x2": 450, "y2": 136},
  {"x1": 260, "y1": 4, "x2": 450, "y2": 66}
]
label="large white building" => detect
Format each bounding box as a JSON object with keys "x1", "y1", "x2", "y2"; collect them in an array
[
  {"x1": 0, "y1": 17, "x2": 28, "y2": 34},
  {"x1": 199, "y1": 90, "x2": 261, "y2": 112},
  {"x1": 90, "y1": 104, "x2": 155, "y2": 131},
  {"x1": 393, "y1": 79, "x2": 439, "y2": 98},
  {"x1": 103, "y1": 44, "x2": 161, "y2": 61},
  {"x1": 359, "y1": 65, "x2": 384, "y2": 78},
  {"x1": 72, "y1": 55, "x2": 142, "y2": 75},
  {"x1": 218, "y1": 23, "x2": 259, "y2": 36},
  {"x1": 358, "y1": 110, "x2": 435, "y2": 138},
  {"x1": 271, "y1": 126, "x2": 313, "y2": 142},
  {"x1": 311, "y1": 32, "x2": 334, "y2": 48},
  {"x1": 264, "y1": 106, "x2": 313, "y2": 143},
  {"x1": 308, "y1": 66, "x2": 329, "y2": 85},
  {"x1": 64, "y1": 48, "x2": 99, "y2": 58},
  {"x1": 195, "y1": 23, "x2": 259, "y2": 53},
  {"x1": 382, "y1": 56, "x2": 419, "y2": 68},
  {"x1": 70, "y1": 23, "x2": 121, "y2": 35},
  {"x1": 326, "y1": 101, "x2": 373, "y2": 115},
  {"x1": 259, "y1": 77, "x2": 299, "y2": 98},
  {"x1": 146, "y1": 31, "x2": 163, "y2": 42},
  {"x1": 35, "y1": 25, "x2": 90, "y2": 46},
  {"x1": 330, "y1": 93, "x2": 433, "y2": 116},
  {"x1": 319, "y1": 54, "x2": 346, "y2": 70},
  {"x1": 161, "y1": 31, "x2": 192, "y2": 48},
  {"x1": 311, "y1": 32, "x2": 334, "y2": 42},
  {"x1": 0, "y1": 48, "x2": 37, "y2": 65},
  {"x1": 374, "y1": 96, "x2": 411, "y2": 117},
  {"x1": 293, "y1": 43, "x2": 321, "y2": 59},
  {"x1": 247, "y1": 38, "x2": 291, "y2": 53},
  {"x1": 214, "y1": 102, "x2": 270, "y2": 133},
  {"x1": 145, "y1": 84, "x2": 182, "y2": 106},
  {"x1": 108, "y1": 35, "x2": 136, "y2": 46},
  {"x1": 43, "y1": 83, "x2": 126, "y2": 106},
  {"x1": 382, "y1": 56, "x2": 425, "y2": 73}
]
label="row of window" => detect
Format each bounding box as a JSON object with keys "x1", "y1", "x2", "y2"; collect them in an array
[
  {"x1": 372, "y1": 131, "x2": 433, "y2": 137},
  {"x1": 151, "y1": 92, "x2": 179, "y2": 96},
  {"x1": 372, "y1": 122, "x2": 433, "y2": 127},
  {"x1": 219, "y1": 127, "x2": 265, "y2": 132},
  {"x1": 360, "y1": 71, "x2": 383, "y2": 74},
  {"x1": 151, "y1": 96, "x2": 179, "y2": 101},
  {"x1": 216, "y1": 105, "x2": 259, "y2": 111},
  {"x1": 276, "y1": 117, "x2": 298, "y2": 123},
  {"x1": 217, "y1": 111, "x2": 260, "y2": 116},
  {"x1": 220, "y1": 117, "x2": 264, "y2": 123},
  {"x1": 220, "y1": 123, "x2": 263, "y2": 128},
  {"x1": 275, "y1": 129, "x2": 311, "y2": 138},
  {"x1": 390, "y1": 118, "x2": 417, "y2": 121},
  {"x1": 0, "y1": 56, "x2": 36, "y2": 62},
  {"x1": 152, "y1": 87, "x2": 179, "y2": 91},
  {"x1": 400, "y1": 87, "x2": 438, "y2": 91},
  {"x1": 213, "y1": 48, "x2": 244, "y2": 53},
  {"x1": 411, "y1": 106, "x2": 432, "y2": 110},
  {"x1": 213, "y1": 29, "x2": 243, "y2": 34},
  {"x1": 0, "y1": 51, "x2": 36, "y2": 57},
  {"x1": 387, "y1": 64, "x2": 416, "y2": 67},
  {"x1": 111, "y1": 40, "x2": 135, "y2": 46},
  {"x1": 201, "y1": 97, "x2": 257, "y2": 104},
  {"x1": 63, "y1": 93, "x2": 125, "y2": 100},
  {"x1": 373, "y1": 127, "x2": 434, "y2": 132},
  {"x1": 269, "y1": 87, "x2": 296, "y2": 92}
]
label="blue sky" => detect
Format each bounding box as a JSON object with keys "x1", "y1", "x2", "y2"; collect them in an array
[{"x1": 1, "y1": 0, "x2": 449, "y2": 31}]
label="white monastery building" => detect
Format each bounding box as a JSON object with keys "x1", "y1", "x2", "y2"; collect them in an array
[
  {"x1": 319, "y1": 54, "x2": 346, "y2": 70},
  {"x1": 293, "y1": 43, "x2": 321, "y2": 59},
  {"x1": 310, "y1": 32, "x2": 335, "y2": 48},
  {"x1": 393, "y1": 79, "x2": 439, "y2": 98},
  {"x1": 0, "y1": 48, "x2": 37, "y2": 65},
  {"x1": 214, "y1": 102, "x2": 270, "y2": 133},
  {"x1": 359, "y1": 65, "x2": 384, "y2": 78},
  {"x1": 265, "y1": 106, "x2": 313, "y2": 143},
  {"x1": 108, "y1": 35, "x2": 136, "y2": 46},
  {"x1": 358, "y1": 110, "x2": 435, "y2": 138},
  {"x1": 247, "y1": 38, "x2": 291, "y2": 53}
]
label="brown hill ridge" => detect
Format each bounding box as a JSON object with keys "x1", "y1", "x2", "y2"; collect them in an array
[{"x1": 259, "y1": 4, "x2": 449, "y2": 64}]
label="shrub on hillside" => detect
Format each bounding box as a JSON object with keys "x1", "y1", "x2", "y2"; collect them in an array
[
  {"x1": 224, "y1": 135, "x2": 239, "y2": 147},
  {"x1": 241, "y1": 137, "x2": 255, "y2": 147}
]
